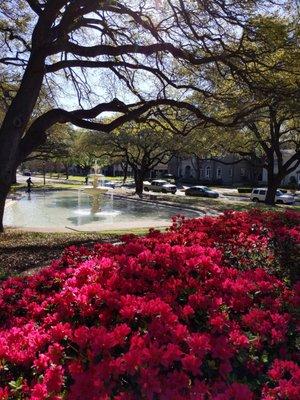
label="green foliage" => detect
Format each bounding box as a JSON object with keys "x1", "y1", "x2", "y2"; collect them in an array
[
  {"x1": 237, "y1": 188, "x2": 253, "y2": 193},
  {"x1": 76, "y1": 121, "x2": 186, "y2": 175},
  {"x1": 183, "y1": 16, "x2": 299, "y2": 191}
]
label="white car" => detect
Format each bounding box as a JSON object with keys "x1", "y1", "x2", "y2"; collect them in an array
[
  {"x1": 143, "y1": 179, "x2": 177, "y2": 194},
  {"x1": 250, "y1": 188, "x2": 295, "y2": 205}
]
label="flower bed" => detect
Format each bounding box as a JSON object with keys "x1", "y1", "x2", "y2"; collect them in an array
[{"x1": 0, "y1": 210, "x2": 299, "y2": 399}]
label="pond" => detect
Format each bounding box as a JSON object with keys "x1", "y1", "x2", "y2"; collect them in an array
[{"x1": 4, "y1": 190, "x2": 200, "y2": 231}]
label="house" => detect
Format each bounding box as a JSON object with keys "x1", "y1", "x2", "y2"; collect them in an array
[
  {"x1": 168, "y1": 154, "x2": 262, "y2": 186},
  {"x1": 101, "y1": 154, "x2": 263, "y2": 187},
  {"x1": 260, "y1": 150, "x2": 300, "y2": 186},
  {"x1": 101, "y1": 162, "x2": 168, "y2": 179}
]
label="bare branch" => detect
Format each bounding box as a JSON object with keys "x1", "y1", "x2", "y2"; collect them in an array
[{"x1": 25, "y1": 0, "x2": 43, "y2": 15}]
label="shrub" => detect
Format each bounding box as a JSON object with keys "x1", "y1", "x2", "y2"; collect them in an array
[
  {"x1": 0, "y1": 210, "x2": 299, "y2": 399},
  {"x1": 237, "y1": 187, "x2": 253, "y2": 193}
]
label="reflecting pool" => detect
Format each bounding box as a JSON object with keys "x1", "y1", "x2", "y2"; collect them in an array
[{"x1": 4, "y1": 190, "x2": 200, "y2": 231}]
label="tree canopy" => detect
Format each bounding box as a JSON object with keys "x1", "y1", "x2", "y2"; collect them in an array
[
  {"x1": 0, "y1": 0, "x2": 293, "y2": 230},
  {"x1": 181, "y1": 15, "x2": 300, "y2": 203}
]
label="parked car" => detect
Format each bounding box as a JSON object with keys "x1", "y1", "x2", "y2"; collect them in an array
[
  {"x1": 185, "y1": 186, "x2": 219, "y2": 198},
  {"x1": 161, "y1": 173, "x2": 176, "y2": 183},
  {"x1": 143, "y1": 179, "x2": 177, "y2": 194},
  {"x1": 121, "y1": 180, "x2": 136, "y2": 189},
  {"x1": 162, "y1": 173, "x2": 175, "y2": 179},
  {"x1": 22, "y1": 169, "x2": 31, "y2": 176},
  {"x1": 250, "y1": 188, "x2": 295, "y2": 205}
]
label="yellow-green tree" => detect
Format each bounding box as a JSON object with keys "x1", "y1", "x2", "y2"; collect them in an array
[
  {"x1": 187, "y1": 16, "x2": 299, "y2": 204},
  {"x1": 78, "y1": 122, "x2": 186, "y2": 195}
]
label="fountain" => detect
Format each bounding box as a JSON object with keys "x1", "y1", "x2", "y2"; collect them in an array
[
  {"x1": 4, "y1": 189, "x2": 201, "y2": 231},
  {"x1": 83, "y1": 161, "x2": 108, "y2": 214}
]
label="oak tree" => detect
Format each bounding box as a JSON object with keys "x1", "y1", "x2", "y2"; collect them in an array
[{"x1": 0, "y1": 0, "x2": 278, "y2": 230}]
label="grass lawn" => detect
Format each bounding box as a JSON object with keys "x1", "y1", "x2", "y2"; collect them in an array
[
  {"x1": 33, "y1": 173, "x2": 86, "y2": 182},
  {"x1": 11, "y1": 182, "x2": 83, "y2": 192},
  {"x1": 33, "y1": 174, "x2": 126, "y2": 182},
  {"x1": 144, "y1": 193, "x2": 300, "y2": 213},
  {"x1": 0, "y1": 227, "x2": 153, "y2": 280}
]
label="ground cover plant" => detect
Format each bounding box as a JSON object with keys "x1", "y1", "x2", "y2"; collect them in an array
[{"x1": 0, "y1": 210, "x2": 299, "y2": 399}]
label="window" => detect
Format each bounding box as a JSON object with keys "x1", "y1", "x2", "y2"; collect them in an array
[
  {"x1": 259, "y1": 190, "x2": 266, "y2": 195},
  {"x1": 205, "y1": 166, "x2": 211, "y2": 178},
  {"x1": 241, "y1": 168, "x2": 248, "y2": 177},
  {"x1": 217, "y1": 168, "x2": 222, "y2": 178},
  {"x1": 229, "y1": 168, "x2": 233, "y2": 177},
  {"x1": 253, "y1": 190, "x2": 259, "y2": 194},
  {"x1": 185, "y1": 165, "x2": 191, "y2": 178}
]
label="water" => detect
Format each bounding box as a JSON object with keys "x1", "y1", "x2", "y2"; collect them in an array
[{"x1": 4, "y1": 190, "x2": 200, "y2": 231}]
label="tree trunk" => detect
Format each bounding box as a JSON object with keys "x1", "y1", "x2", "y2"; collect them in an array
[
  {"x1": 122, "y1": 162, "x2": 128, "y2": 184},
  {"x1": 265, "y1": 166, "x2": 281, "y2": 205},
  {"x1": 43, "y1": 164, "x2": 46, "y2": 185},
  {"x1": 133, "y1": 169, "x2": 145, "y2": 197},
  {"x1": 65, "y1": 165, "x2": 69, "y2": 180},
  {"x1": 12, "y1": 170, "x2": 17, "y2": 184},
  {"x1": 0, "y1": 51, "x2": 46, "y2": 231},
  {"x1": 265, "y1": 181, "x2": 278, "y2": 205},
  {"x1": 0, "y1": 184, "x2": 10, "y2": 233}
]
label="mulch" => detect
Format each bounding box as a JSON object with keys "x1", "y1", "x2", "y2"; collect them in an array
[{"x1": 0, "y1": 237, "x2": 120, "y2": 279}]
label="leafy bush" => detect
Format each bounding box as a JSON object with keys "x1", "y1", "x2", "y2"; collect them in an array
[
  {"x1": 237, "y1": 188, "x2": 253, "y2": 193},
  {"x1": 0, "y1": 210, "x2": 299, "y2": 399}
]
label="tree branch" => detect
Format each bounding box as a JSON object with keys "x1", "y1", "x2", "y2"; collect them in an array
[{"x1": 25, "y1": 0, "x2": 43, "y2": 15}]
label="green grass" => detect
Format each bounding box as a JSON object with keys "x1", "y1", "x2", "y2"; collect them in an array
[
  {"x1": 0, "y1": 227, "x2": 158, "y2": 280},
  {"x1": 146, "y1": 193, "x2": 300, "y2": 213},
  {"x1": 10, "y1": 182, "x2": 83, "y2": 193},
  {"x1": 32, "y1": 174, "x2": 88, "y2": 185},
  {"x1": 34, "y1": 174, "x2": 126, "y2": 182},
  {"x1": 0, "y1": 228, "x2": 152, "y2": 249},
  {"x1": 103, "y1": 176, "x2": 126, "y2": 181}
]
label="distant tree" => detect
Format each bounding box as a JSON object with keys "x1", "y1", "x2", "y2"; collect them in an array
[
  {"x1": 78, "y1": 123, "x2": 185, "y2": 196},
  {"x1": 186, "y1": 16, "x2": 300, "y2": 204}
]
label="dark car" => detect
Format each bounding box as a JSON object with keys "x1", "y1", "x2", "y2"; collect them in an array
[
  {"x1": 102, "y1": 181, "x2": 115, "y2": 189},
  {"x1": 185, "y1": 186, "x2": 219, "y2": 198},
  {"x1": 121, "y1": 181, "x2": 136, "y2": 189},
  {"x1": 161, "y1": 173, "x2": 175, "y2": 182}
]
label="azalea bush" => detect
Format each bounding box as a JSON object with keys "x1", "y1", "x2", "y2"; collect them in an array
[{"x1": 0, "y1": 210, "x2": 299, "y2": 400}]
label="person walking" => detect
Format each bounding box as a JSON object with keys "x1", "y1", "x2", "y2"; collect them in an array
[{"x1": 26, "y1": 177, "x2": 33, "y2": 193}]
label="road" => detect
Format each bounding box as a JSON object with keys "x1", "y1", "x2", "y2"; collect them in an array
[{"x1": 16, "y1": 174, "x2": 299, "y2": 205}]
